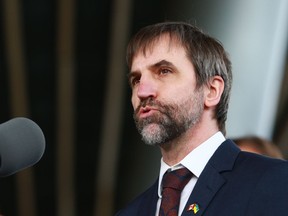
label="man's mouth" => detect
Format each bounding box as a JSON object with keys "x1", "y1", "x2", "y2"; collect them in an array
[{"x1": 138, "y1": 106, "x2": 158, "y2": 118}]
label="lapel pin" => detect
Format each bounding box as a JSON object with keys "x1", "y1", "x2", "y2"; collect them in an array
[{"x1": 187, "y1": 203, "x2": 200, "y2": 214}]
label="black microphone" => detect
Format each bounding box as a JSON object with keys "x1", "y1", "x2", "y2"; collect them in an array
[{"x1": 0, "y1": 117, "x2": 45, "y2": 177}]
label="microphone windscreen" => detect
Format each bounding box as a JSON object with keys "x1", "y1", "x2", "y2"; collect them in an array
[{"x1": 0, "y1": 117, "x2": 45, "y2": 177}]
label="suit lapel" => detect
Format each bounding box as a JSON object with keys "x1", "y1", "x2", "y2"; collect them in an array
[
  {"x1": 181, "y1": 140, "x2": 240, "y2": 216},
  {"x1": 137, "y1": 179, "x2": 159, "y2": 216},
  {"x1": 181, "y1": 164, "x2": 225, "y2": 216}
]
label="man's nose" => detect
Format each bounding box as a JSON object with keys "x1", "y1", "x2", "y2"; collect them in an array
[{"x1": 136, "y1": 77, "x2": 157, "y2": 100}]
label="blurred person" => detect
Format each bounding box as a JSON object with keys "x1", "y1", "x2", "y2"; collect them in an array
[
  {"x1": 116, "y1": 21, "x2": 288, "y2": 216},
  {"x1": 234, "y1": 136, "x2": 284, "y2": 159}
]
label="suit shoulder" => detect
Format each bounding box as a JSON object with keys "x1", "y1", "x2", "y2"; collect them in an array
[
  {"x1": 241, "y1": 154, "x2": 288, "y2": 214},
  {"x1": 237, "y1": 150, "x2": 287, "y2": 166},
  {"x1": 235, "y1": 151, "x2": 288, "y2": 177}
]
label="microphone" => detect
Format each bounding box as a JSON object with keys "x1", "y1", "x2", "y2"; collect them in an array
[{"x1": 0, "y1": 117, "x2": 45, "y2": 177}]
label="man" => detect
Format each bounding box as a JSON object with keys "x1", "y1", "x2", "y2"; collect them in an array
[
  {"x1": 116, "y1": 22, "x2": 288, "y2": 216},
  {"x1": 234, "y1": 136, "x2": 284, "y2": 159}
]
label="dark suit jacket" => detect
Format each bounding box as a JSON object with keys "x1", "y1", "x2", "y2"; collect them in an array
[{"x1": 116, "y1": 139, "x2": 288, "y2": 216}]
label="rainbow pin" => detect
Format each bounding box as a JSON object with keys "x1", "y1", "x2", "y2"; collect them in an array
[{"x1": 187, "y1": 203, "x2": 200, "y2": 214}]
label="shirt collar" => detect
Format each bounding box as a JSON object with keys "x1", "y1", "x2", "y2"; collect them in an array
[{"x1": 158, "y1": 131, "x2": 225, "y2": 197}]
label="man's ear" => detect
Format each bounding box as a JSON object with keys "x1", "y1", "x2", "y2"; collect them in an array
[{"x1": 204, "y1": 76, "x2": 224, "y2": 108}]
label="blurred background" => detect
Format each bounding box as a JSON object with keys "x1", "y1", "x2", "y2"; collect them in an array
[{"x1": 0, "y1": 0, "x2": 287, "y2": 215}]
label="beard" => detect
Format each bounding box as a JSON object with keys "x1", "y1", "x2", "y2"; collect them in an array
[{"x1": 133, "y1": 89, "x2": 204, "y2": 146}]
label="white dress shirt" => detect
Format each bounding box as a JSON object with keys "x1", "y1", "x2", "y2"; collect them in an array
[{"x1": 155, "y1": 131, "x2": 225, "y2": 216}]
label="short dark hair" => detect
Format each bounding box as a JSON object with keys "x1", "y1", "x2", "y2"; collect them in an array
[{"x1": 126, "y1": 21, "x2": 232, "y2": 135}]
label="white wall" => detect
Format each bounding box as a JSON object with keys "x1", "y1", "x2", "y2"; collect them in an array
[
  {"x1": 219, "y1": 0, "x2": 288, "y2": 140},
  {"x1": 170, "y1": 0, "x2": 288, "y2": 139}
]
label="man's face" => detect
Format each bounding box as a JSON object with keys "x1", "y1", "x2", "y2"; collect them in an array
[{"x1": 129, "y1": 35, "x2": 204, "y2": 146}]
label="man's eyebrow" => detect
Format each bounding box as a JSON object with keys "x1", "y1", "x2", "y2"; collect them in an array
[
  {"x1": 150, "y1": 60, "x2": 175, "y2": 69},
  {"x1": 127, "y1": 59, "x2": 176, "y2": 80},
  {"x1": 127, "y1": 71, "x2": 138, "y2": 81}
]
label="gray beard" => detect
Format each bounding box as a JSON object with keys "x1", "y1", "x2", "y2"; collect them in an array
[{"x1": 133, "y1": 91, "x2": 204, "y2": 146}]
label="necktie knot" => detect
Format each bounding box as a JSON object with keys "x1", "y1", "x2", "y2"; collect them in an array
[{"x1": 162, "y1": 168, "x2": 193, "y2": 191}]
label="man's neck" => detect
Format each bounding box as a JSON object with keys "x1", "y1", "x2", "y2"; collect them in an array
[{"x1": 160, "y1": 122, "x2": 219, "y2": 166}]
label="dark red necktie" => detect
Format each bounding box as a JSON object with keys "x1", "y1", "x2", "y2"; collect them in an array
[{"x1": 159, "y1": 168, "x2": 193, "y2": 216}]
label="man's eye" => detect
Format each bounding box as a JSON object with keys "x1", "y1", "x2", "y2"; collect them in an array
[
  {"x1": 160, "y1": 68, "x2": 172, "y2": 75},
  {"x1": 130, "y1": 77, "x2": 140, "y2": 86}
]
